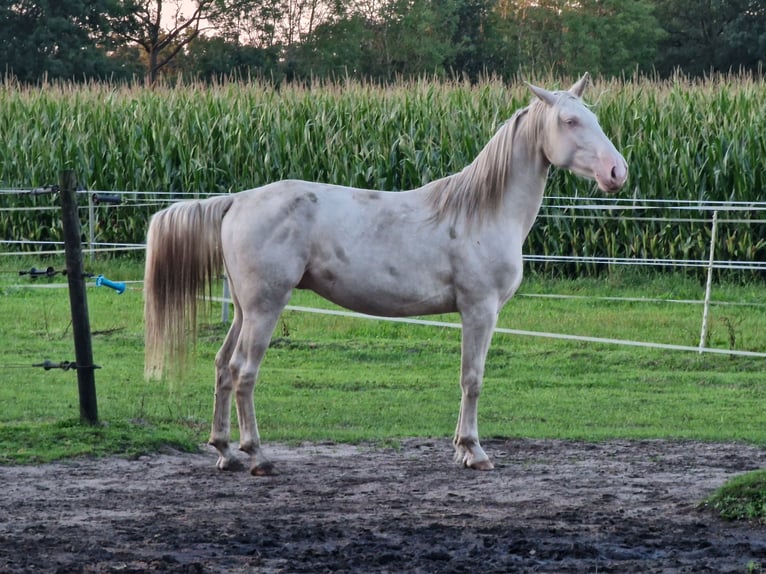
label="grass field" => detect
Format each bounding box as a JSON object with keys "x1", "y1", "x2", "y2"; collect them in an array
[{"x1": 1, "y1": 258, "x2": 764, "y2": 466}]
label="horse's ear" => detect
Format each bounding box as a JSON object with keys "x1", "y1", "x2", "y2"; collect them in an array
[
  {"x1": 525, "y1": 82, "x2": 557, "y2": 106},
  {"x1": 568, "y1": 73, "x2": 589, "y2": 98}
]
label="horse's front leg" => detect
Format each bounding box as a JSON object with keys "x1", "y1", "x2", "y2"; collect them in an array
[
  {"x1": 454, "y1": 307, "x2": 498, "y2": 470},
  {"x1": 209, "y1": 314, "x2": 244, "y2": 471}
]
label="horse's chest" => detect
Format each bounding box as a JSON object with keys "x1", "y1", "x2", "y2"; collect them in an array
[
  {"x1": 494, "y1": 257, "x2": 524, "y2": 304},
  {"x1": 453, "y1": 240, "x2": 522, "y2": 307}
]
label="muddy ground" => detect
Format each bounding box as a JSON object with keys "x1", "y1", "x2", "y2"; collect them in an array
[{"x1": 1, "y1": 438, "x2": 765, "y2": 573}]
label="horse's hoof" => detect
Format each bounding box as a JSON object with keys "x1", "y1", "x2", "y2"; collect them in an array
[
  {"x1": 216, "y1": 456, "x2": 245, "y2": 471},
  {"x1": 468, "y1": 458, "x2": 495, "y2": 471},
  {"x1": 251, "y1": 461, "x2": 278, "y2": 476}
]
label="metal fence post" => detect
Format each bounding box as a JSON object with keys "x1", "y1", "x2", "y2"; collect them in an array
[
  {"x1": 221, "y1": 274, "x2": 230, "y2": 324},
  {"x1": 87, "y1": 190, "x2": 95, "y2": 264}
]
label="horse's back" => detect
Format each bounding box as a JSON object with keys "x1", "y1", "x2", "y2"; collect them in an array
[
  {"x1": 225, "y1": 179, "x2": 435, "y2": 250},
  {"x1": 221, "y1": 180, "x2": 459, "y2": 316}
]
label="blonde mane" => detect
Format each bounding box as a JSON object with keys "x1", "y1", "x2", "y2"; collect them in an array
[{"x1": 426, "y1": 98, "x2": 550, "y2": 225}]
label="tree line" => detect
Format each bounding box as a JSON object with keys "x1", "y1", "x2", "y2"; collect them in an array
[{"x1": 2, "y1": 0, "x2": 765, "y2": 84}]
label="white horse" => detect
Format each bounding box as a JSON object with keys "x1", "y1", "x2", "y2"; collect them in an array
[{"x1": 144, "y1": 75, "x2": 627, "y2": 476}]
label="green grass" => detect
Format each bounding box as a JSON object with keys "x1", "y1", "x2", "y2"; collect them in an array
[
  {"x1": 1, "y1": 258, "x2": 765, "y2": 461},
  {"x1": 701, "y1": 469, "x2": 766, "y2": 524}
]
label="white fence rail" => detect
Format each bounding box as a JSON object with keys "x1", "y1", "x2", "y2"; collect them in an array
[{"x1": 3, "y1": 190, "x2": 766, "y2": 357}]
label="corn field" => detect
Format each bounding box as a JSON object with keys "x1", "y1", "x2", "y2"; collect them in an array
[{"x1": 1, "y1": 74, "x2": 765, "y2": 278}]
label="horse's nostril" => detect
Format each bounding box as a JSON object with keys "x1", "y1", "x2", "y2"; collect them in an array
[{"x1": 611, "y1": 165, "x2": 618, "y2": 180}]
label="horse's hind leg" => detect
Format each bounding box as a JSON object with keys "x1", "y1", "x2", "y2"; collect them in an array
[
  {"x1": 230, "y1": 300, "x2": 288, "y2": 476},
  {"x1": 209, "y1": 296, "x2": 244, "y2": 471}
]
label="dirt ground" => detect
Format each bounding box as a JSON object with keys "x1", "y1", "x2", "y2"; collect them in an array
[{"x1": 1, "y1": 438, "x2": 765, "y2": 574}]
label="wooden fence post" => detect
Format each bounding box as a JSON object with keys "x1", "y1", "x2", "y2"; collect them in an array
[{"x1": 59, "y1": 170, "x2": 99, "y2": 425}]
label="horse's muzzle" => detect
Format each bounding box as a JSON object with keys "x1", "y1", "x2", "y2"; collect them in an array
[{"x1": 596, "y1": 156, "x2": 628, "y2": 193}]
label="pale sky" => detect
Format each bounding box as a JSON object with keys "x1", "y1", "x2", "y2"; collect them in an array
[{"x1": 162, "y1": 1, "x2": 199, "y2": 27}]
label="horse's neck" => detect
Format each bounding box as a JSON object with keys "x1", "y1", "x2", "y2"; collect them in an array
[
  {"x1": 502, "y1": 111, "x2": 550, "y2": 239},
  {"x1": 421, "y1": 104, "x2": 550, "y2": 235}
]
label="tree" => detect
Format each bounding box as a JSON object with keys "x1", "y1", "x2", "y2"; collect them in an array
[
  {"x1": 378, "y1": 0, "x2": 459, "y2": 78},
  {"x1": 290, "y1": 13, "x2": 376, "y2": 79},
  {"x1": 490, "y1": 0, "x2": 664, "y2": 79},
  {"x1": 561, "y1": 0, "x2": 663, "y2": 77},
  {"x1": 652, "y1": 0, "x2": 766, "y2": 75},
  {"x1": 723, "y1": 1, "x2": 766, "y2": 72},
  {"x1": 494, "y1": 0, "x2": 568, "y2": 76},
  {"x1": 201, "y1": 0, "x2": 344, "y2": 82},
  {"x1": 213, "y1": 0, "x2": 284, "y2": 48},
  {"x1": 282, "y1": 0, "x2": 462, "y2": 81},
  {"x1": 0, "y1": 0, "x2": 132, "y2": 82},
  {"x1": 176, "y1": 35, "x2": 280, "y2": 80},
  {"x1": 449, "y1": 0, "x2": 497, "y2": 80},
  {"x1": 111, "y1": 0, "x2": 254, "y2": 84}
]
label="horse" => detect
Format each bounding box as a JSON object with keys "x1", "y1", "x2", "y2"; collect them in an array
[{"x1": 144, "y1": 74, "x2": 628, "y2": 476}]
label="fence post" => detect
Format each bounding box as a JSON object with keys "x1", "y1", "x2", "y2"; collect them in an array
[
  {"x1": 59, "y1": 170, "x2": 99, "y2": 425},
  {"x1": 87, "y1": 190, "x2": 95, "y2": 263},
  {"x1": 221, "y1": 275, "x2": 230, "y2": 324},
  {"x1": 698, "y1": 210, "x2": 719, "y2": 353}
]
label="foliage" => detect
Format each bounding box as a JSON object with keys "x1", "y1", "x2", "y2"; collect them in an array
[
  {"x1": 2, "y1": 0, "x2": 764, "y2": 83},
  {"x1": 1, "y1": 75, "x2": 765, "y2": 279},
  {"x1": 0, "y1": 0, "x2": 141, "y2": 82},
  {"x1": 110, "y1": 0, "x2": 257, "y2": 84},
  {"x1": 285, "y1": 0, "x2": 665, "y2": 82},
  {"x1": 653, "y1": 0, "x2": 766, "y2": 76},
  {"x1": 487, "y1": 0, "x2": 663, "y2": 80},
  {"x1": 177, "y1": 36, "x2": 280, "y2": 82},
  {"x1": 559, "y1": 0, "x2": 664, "y2": 77}
]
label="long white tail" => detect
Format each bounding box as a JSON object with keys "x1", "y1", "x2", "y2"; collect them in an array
[{"x1": 144, "y1": 195, "x2": 234, "y2": 379}]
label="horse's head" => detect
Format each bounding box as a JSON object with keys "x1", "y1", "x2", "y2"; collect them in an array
[{"x1": 526, "y1": 74, "x2": 628, "y2": 193}]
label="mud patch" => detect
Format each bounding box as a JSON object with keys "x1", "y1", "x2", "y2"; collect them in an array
[{"x1": 1, "y1": 439, "x2": 765, "y2": 573}]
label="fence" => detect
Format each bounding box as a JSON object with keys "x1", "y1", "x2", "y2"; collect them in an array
[
  {"x1": 3, "y1": 187, "x2": 766, "y2": 358},
  {"x1": 2, "y1": 173, "x2": 100, "y2": 424}
]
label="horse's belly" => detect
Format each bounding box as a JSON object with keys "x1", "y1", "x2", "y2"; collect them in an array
[{"x1": 297, "y1": 270, "x2": 456, "y2": 318}]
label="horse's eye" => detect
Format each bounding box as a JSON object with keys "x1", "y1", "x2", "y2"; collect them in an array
[{"x1": 563, "y1": 117, "x2": 578, "y2": 127}]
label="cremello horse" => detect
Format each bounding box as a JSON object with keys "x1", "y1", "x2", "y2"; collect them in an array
[{"x1": 144, "y1": 75, "x2": 627, "y2": 476}]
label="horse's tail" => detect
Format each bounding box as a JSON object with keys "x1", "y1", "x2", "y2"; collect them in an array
[{"x1": 144, "y1": 195, "x2": 235, "y2": 379}]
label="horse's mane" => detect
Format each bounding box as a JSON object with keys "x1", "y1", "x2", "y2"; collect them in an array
[{"x1": 426, "y1": 98, "x2": 548, "y2": 225}]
